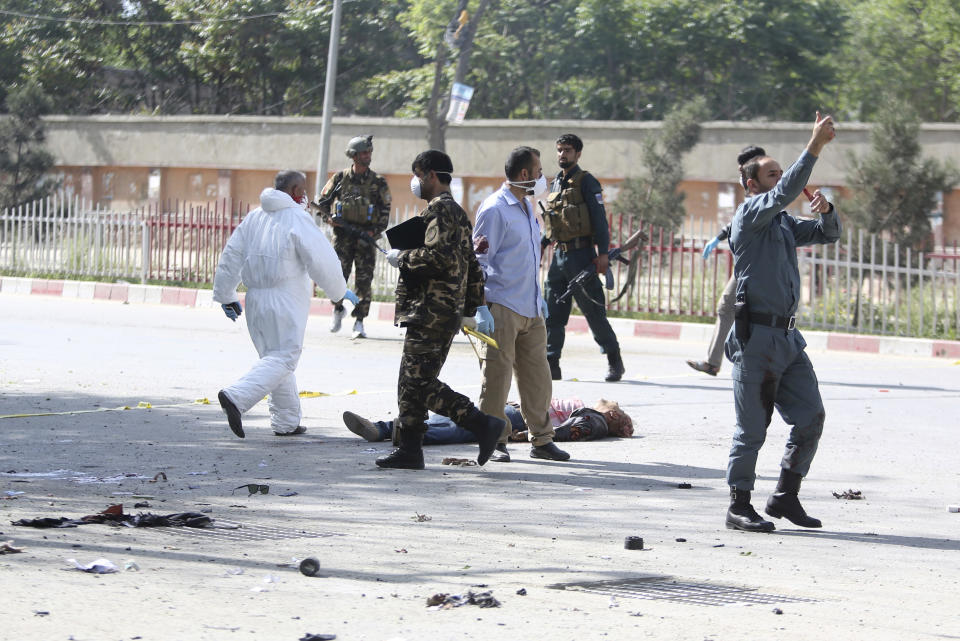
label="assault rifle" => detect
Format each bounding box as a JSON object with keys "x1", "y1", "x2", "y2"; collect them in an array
[
  {"x1": 556, "y1": 227, "x2": 649, "y2": 305},
  {"x1": 308, "y1": 180, "x2": 387, "y2": 255}
]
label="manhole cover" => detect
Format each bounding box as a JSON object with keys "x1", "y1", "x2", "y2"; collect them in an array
[
  {"x1": 548, "y1": 576, "x2": 817, "y2": 607},
  {"x1": 144, "y1": 520, "x2": 342, "y2": 543}
]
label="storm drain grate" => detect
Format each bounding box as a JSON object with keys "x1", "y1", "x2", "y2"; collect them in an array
[
  {"x1": 548, "y1": 576, "x2": 818, "y2": 607},
  {"x1": 145, "y1": 520, "x2": 343, "y2": 543}
]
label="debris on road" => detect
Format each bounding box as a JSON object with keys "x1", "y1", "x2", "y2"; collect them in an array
[
  {"x1": 624, "y1": 536, "x2": 644, "y2": 550},
  {"x1": 516, "y1": 588, "x2": 527, "y2": 596},
  {"x1": 947, "y1": 505, "x2": 959, "y2": 513},
  {"x1": 412, "y1": 512, "x2": 432, "y2": 522},
  {"x1": 833, "y1": 489, "x2": 864, "y2": 500},
  {"x1": 234, "y1": 483, "x2": 269, "y2": 496},
  {"x1": 1, "y1": 540, "x2": 24, "y2": 554},
  {"x1": 441, "y1": 457, "x2": 477, "y2": 467},
  {"x1": 677, "y1": 483, "x2": 692, "y2": 489},
  {"x1": 299, "y1": 557, "x2": 321, "y2": 577},
  {"x1": 66, "y1": 557, "x2": 119, "y2": 574},
  {"x1": 12, "y1": 504, "x2": 214, "y2": 529},
  {"x1": 427, "y1": 590, "x2": 501, "y2": 609},
  {"x1": 299, "y1": 634, "x2": 336, "y2": 641}
]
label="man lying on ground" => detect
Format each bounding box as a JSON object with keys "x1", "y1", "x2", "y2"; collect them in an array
[{"x1": 342, "y1": 398, "x2": 634, "y2": 447}]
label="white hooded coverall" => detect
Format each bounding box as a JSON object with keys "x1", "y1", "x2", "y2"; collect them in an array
[{"x1": 213, "y1": 188, "x2": 347, "y2": 433}]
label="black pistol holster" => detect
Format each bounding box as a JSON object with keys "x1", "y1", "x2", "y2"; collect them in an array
[{"x1": 734, "y1": 292, "x2": 751, "y2": 343}]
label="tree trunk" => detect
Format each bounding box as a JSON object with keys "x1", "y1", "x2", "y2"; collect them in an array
[{"x1": 425, "y1": 0, "x2": 493, "y2": 151}]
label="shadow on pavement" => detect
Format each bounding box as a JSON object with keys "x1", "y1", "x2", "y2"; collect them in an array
[{"x1": 775, "y1": 529, "x2": 960, "y2": 551}]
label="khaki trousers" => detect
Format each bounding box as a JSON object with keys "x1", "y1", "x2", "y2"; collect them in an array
[{"x1": 479, "y1": 303, "x2": 555, "y2": 446}]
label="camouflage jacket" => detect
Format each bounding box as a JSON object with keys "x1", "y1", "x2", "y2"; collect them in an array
[
  {"x1": 394, "y1": 192, "x2": 485, "y2": 334},
  {"x1": 317, "y1": 166, "x2": 391, "y2": 234}
]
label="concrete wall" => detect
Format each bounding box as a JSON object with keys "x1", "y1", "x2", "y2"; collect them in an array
[{"x1": 38, "y1": 115, "x2": 960, "y2": 242}]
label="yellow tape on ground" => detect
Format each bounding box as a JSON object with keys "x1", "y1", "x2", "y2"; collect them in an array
[
  {"x1": 1, "y1": 391, "x2": 358, "y2": 420},
  {"x1": 0, "y1": 398, "x2": 210, "y2": 420}
]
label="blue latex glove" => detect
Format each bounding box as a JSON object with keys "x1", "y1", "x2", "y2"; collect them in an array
[
  {"x1": 222, "y1": 302, "x2": 242, "y2": 321},
  {"x1": 342, "y1": 289, "x2": 359, "y2": 306},
  {"x1": 386, "y1": 248, "x2": 402, "y2": 268},
  {"x1": 539, "y1": 296, "x2": 549, "y2": 320},
  {"x1": 474, "y1": 305, "x2": 495, "y2": 336},
  {"x1": 702, "y1": 236, "x2": 720, "y2": 260}
]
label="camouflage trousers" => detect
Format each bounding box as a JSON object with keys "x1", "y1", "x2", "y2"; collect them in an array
[
  {"x1": 397, "y1": 323, "x2": 476, "y2": 434},
  {"x1": 331, "y1": 228, "x2": 377, "y2": 320}
]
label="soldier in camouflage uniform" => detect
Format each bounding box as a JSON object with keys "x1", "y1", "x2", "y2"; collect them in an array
[
  {"x1": 316, "y1": 135, "x2": 392, "y2": 338},
  {"x1": 377, "y1": 150, "x2": 503, "y2": 470}
]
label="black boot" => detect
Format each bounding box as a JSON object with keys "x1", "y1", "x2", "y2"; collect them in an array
[
  {"x1": 460, "y1": 408, "x2": 504, "y2": 466},
  {"x1": 726, "y1": 487, "x2": 775, "y2": 532},
  {"x1": 765, "y1": 469, "x2": 822, "y2": 528},
  {"x1": 605, "y1": 350, "x2": 625, "y2": 382},
  {"x1": 376, "y1": 428, "x2": 425, "y2": 470},
  {"x1": 547, "y1": 357, "x2": 561, "y2": 381}
]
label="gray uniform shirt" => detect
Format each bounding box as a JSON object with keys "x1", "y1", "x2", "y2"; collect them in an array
[{"x1": 729, "y1": 150, "x2": 841, "y2": 318}]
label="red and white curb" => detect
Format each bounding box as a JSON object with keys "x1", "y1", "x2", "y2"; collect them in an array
[{"x1": 4, "y1": 276, "x2": 959, "y2": 359}]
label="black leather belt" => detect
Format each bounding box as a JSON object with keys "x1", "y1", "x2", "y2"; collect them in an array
[
  {"x1": 556, "y1": 236, "x2": 592, "y2": 252},
  {"x1": 750, "y1": 312, "x2": 796, "y2": 330}
]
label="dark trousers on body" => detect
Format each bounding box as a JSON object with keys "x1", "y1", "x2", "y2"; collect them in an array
[{"x1": 543, "y1": 246, "x2": 619, "y2": 360}]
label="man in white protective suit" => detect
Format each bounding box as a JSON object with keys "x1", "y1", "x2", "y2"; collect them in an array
[{"x1": 213, "y1": 170, "x2": 358, "y2": 438}]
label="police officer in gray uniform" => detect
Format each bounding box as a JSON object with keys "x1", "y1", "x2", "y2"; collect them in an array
[{"x1": 725, "y1": 113, "x2": 839, "y2": 532}]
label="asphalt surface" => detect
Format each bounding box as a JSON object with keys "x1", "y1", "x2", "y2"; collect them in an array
[{"x1": 1, "y1": 293, "x2": 959, "y2": 640}]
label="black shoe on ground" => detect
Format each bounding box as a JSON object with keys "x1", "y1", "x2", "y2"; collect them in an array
[
  {"x1": 490, "y1": 443, "x2": 511, "y2": 463},
  {"x1": 218, "y1": 390, "x2": 244, "y2": 439},
  {"x1": 686, "y1": 359, "x2": 719, "y2": 376},
  {"x1": 764, "y1": 469, "x2": 822, "y2": 528},
  {"x1": 274, "y1": 425, "x2": 307, "y2": 436},
  {"x1": 461, "y1": 409, "x2": 504, "y2": 466},
  {"x1": 530, "y1": 442, "x2": 570, "y2": 461},
  {"x1": 726, "y1": 488, "x2": 775, "y2": 532},
  {"x1": 376, "y1": 428, "x2": 425, "y2": 469},
  {"x1": 375, "y1": 447, "x2": 425, "y2": 469},
  {"x1": 605, "y1": 350, "x2": 625, "y2": 382},
  {"x1": 342, "y1": 411, "x2": 381, "y2": 442},
  {"x1": 548, "y1": 357, "x2": 561, "y2": 381}
]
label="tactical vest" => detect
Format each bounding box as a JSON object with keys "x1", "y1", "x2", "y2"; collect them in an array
[
  {"x1": 337, "y1": 171, "x2": 379, "y2": 225},
  {"x1": 543, "y1": 169, "x2": 594, "y2": 242}
]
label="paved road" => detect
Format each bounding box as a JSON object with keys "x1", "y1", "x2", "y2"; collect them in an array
[{"x1": 2, "y1": 293, "x2": 959, "y2": 640}]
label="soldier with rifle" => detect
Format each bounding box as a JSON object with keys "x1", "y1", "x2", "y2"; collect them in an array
[
  {"x1": 315, "y1": 135, "x2": 392, "y2": 339},
  {"x1": 542, "y1": 133, "x2": 625, "y2": 382}
]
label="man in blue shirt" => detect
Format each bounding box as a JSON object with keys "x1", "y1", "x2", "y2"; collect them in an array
[
  {"x1": 473, "y1": 146, "x2": 570, "y2": 462},
  {"x1": 542, "y1": 134, "x2": 624, "y2": 383},
  {"x1": 724, "y1": 113, "x2": 839, "y2": 532}
]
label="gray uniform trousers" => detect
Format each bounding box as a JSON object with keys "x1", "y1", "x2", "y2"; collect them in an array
[{"x1": 725, "y1": 325, "x2": 825, "y2": 491}]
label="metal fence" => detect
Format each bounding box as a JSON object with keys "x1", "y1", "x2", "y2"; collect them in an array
[{"x1": 2, "y1": 194, "x2": 957, "y2": 339}]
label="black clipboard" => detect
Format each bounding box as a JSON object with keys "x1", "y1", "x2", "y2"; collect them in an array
[{"x1": 385, "y1": 216, "x2": 427, "y2": 250}]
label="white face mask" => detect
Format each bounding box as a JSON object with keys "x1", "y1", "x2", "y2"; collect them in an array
[
  {"x1": 508, "y1": 173, "x2": 548, "y2": 198},
  {"x1": 410, "y1": 174, "x2": 422, "y2": 199}
]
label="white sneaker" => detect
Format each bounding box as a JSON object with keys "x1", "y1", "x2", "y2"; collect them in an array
[
  {"x1": 330, "y1": 307, "x2": 346, "y2": 333},
  {"x1": 351, "y1": 319, "x2": 366, "y2": 339}
]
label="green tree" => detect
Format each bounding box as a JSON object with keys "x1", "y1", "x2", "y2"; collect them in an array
[
  {"x1": 642, "y1": 0, "x2": 845, "y2": 121},
  {"x1": 0, "y1": 82, "x2": 57, "y2": 210},
  {"x1": 843, "y1": 102, "x2": 958, "y2": 251},
  {"x1": 834, "y1": 0, "x2": 960, "y2": 122},
  {"x1": 613, "y1": 97, "x2": 708, "y2": 231}
]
